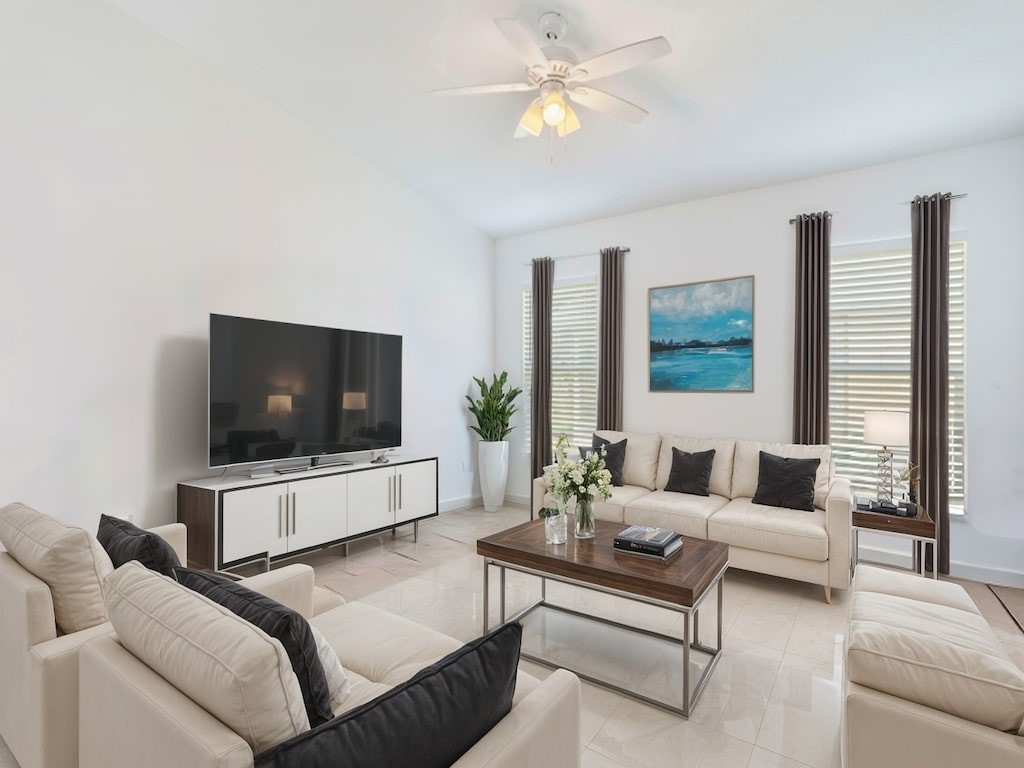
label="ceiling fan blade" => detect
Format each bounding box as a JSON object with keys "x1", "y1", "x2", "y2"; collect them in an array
[
  {"x1": 494, "y1": 18, "x2": 549, "y2": 72},
  {"x1": 569, "y1": 36, "x2": 671, "y2": 82},
  {"x1": 432, "y1": 82, "x2": 535, "y2": 96},
  {"x1": 567, "y1": 86, "x2": 649, "y2": 123}
]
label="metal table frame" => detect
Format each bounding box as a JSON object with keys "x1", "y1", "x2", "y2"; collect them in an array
[
  {"x1": 482, "y1": 557, "x2": 726, "y2": 718},
  {"x1": 852, "y1": 525, "x2": 938, "y2": 579}
]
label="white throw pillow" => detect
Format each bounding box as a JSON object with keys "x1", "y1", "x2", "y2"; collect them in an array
[
  {"x1": 0, "y1": 502, "x2": 113, "y2": 633},
  {"x1": 103, "y1": 561, "x2": 310, "y2": 752},
  {"x1": 309, "y1": 624, "x2": 351, "y2": 712}
]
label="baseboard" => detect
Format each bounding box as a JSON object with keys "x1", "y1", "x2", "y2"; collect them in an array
[
  {"x1": 858, "y1": 544, "x2": 1024, "y2": 587},
  {"x1": 439, "y1": 495, "x2": 530, "y2": 513}
]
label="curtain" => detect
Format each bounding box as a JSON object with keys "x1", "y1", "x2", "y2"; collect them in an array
[
  {"x1": 531, "y1": 257, "x2": 554, "y2": 481},
  {"x1": 597, "y1": 247, "x2": 626, "y2": 431},
  {"x1": 792, "y1": 212, "x2": 832, "y2": 445},
  {"x1": 911, "y1": 194, "x2": 951, "y2": 575}
]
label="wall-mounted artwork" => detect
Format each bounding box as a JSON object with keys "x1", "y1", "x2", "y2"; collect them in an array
[{"x1": 649, "y1": 275, "x2": 754, "y2": 392}]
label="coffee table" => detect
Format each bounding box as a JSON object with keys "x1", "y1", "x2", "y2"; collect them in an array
[{"x1": 477, "y1": 517, "x2": 729, "y2": 717}]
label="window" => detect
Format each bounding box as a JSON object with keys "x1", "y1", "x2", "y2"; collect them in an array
[
  {"x1": 829, "y1": 240, "x2": 966, "y2": 511},
  {"x1": 522, "y1": 280, "x2": 599, "y2": 453}
]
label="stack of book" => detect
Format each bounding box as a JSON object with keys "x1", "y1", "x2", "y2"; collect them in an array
[{"x1": 613, "y1": 524, "x2": 683, "y2": 561}]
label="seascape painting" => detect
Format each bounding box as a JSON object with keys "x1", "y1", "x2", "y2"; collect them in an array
[{"x1": 649, "y1": 276, "x2": 754, "y2": 392}]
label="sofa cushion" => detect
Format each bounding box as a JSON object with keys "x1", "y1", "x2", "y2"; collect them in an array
[
  {"x1": 707, "y1": 498, "x2": 828, "y2": 560},
  {"x1": 624, "y1": 491, "x2": 729, "y2": 539},
  {"x1": 97, "y1": 514, "x2": 180, "y2": 578},
  {"x1": 596, "y1": 430, "x2": 661, "y2": 490},
  {"x1": 665, "y1": 448, "x2": 715, "y2": 496},
  {"x1": 752, "y1": 452, "x2": 820, "y2": 512},
  {"x1": 0, "y1": 502, "x2": 113, "y2": 634},
  {"x1": 656, "y1": 435, "x2": 736, "y2": 498},
  {"x1": 848, "y1": 590, "x2": 1024, "y2": 733},
  {"x1": 733, "y1": 441, "x2": 833, "y2": 509},
  {"x1": 538, "y1": 484, "x2": 648, "y2": 525},
  {"x1": 253, "y1": 622, "x2": 522, "y2": 768},
  {"x1": 852, "y1": 564, "x2": 981, "y2": 615},
  {"x1": 173, "y1": 567, "x2": 334, "y2": 728},
  {"x1": 584, "y1": 435, "x2": 627, "y2": 486},
  {"x1": 104, "y1": 561, "x2": 309, "y2": 753},
  {"x1": 309, "y1": 624, "x2": 352, "y2": 713}
]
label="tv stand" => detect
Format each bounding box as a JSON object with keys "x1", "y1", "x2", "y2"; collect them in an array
[{"x1": 177, "y1": 457, "x2": 438, "y2": 571}]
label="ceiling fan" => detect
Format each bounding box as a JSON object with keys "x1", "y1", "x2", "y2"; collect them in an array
[{"x1": 433, "y1": 12, "x2": 671, "y2": 139}]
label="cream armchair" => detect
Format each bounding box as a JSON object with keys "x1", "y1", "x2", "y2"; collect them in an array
[{"x1": 0, "y1": 520, "x2": 343, "y2": 768}]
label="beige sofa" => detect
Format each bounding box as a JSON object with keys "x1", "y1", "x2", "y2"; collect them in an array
[
  {"x1": 533, "y1": 430, "x2": 852, "y2": 601},
  {"x1": 0, "y1": 512, "x2": 342, "y2": 768},
  {"x1": 79, "y1": 564, "x2": 581, "y2": 768},
  {"x1": 843, "y1": 565, "x2": 1024, "y2": 767}
]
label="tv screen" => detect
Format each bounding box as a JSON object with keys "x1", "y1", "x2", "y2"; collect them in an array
[{"x1": 208, "y1": 314, "x2": 402, "y2": 468}]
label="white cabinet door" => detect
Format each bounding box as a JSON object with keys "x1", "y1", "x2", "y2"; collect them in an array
[
  {"x1": 347, "y1": 468, "x2": 395, "y2": 535},
  {"x1": 288, "y1": 474, "x2": 348, "y2": 552},
  {"x1": 221, "y1": 483, "x2": 288, "y2": 564},
  {"x1": 395, "y1": 460, "x2": 437, "y2": 523}
]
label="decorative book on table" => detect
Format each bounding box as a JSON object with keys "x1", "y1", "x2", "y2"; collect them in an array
[{"x1": 613, "y1": 525, "x2": 683, "y2": 559}]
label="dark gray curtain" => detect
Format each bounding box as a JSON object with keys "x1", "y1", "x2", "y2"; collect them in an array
[
  {"x1": 531, "y1": 257, "x2": 554, "y2": 481},
  {"x1": 598, "y1": 247, "x2": 626, "y2": 431},
  {"x1": 911, "y1": 194, "x2": 951, "y2": 575},
  {"x1": 792, "y1": 212, "x2": 831, "y2": 445}
]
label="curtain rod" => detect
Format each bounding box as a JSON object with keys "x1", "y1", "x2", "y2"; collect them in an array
[
  {"x1": 523, "y1": 247, "x2": 630, "y2": 266},
  {"x1": 788, "y1": 194, "x2": 966, "y2": 224}
]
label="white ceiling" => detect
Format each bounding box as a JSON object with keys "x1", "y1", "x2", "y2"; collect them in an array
[{"x1": 109, "y1": 0, "x2": 1024, "y2": 238}]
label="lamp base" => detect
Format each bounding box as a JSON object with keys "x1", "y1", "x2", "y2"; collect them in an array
[{"x1": 876, "y1": 449, "x2": 895, "y2": 501}]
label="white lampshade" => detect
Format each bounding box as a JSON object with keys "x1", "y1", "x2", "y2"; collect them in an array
[
  {"x1": 863, "y1": 410, "x2": 909, "y2": 448},
  {"x1": 342, "y1": 391, "x2": 367, "y2": 411},
  {"x1": 542, "y1": 89, "x2": 567, "y2": 126},
  {"x1": 266, "y1": 394, "x2": 292, "y2": 417}
]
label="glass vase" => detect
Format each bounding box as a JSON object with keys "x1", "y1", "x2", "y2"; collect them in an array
[{"x1": 574, "y1": 497, "x2": 596, "y2": 539}]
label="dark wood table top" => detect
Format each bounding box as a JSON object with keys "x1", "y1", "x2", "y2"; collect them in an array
[
  {"x1": 477, "y1": 518, "x2": 729, "y2": 608},
  {"x1": 852, "y1": 505, "x2": 935, "y2": 538}
]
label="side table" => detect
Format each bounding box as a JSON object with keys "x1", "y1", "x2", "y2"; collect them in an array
[{"x1": 851, "y1": 504, "x2": 938, "y2": 579}]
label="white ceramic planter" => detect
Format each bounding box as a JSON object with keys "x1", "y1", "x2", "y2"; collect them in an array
[{"x1": 478, "y1": 440, "x2": 510, "y2": 512}]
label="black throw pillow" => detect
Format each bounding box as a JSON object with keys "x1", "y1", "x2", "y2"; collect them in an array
[
  {"x1": 752, "y1": 451, "x2": 820, "y2": 512},
  {"x1": 664, "y1": 448, "x2": 716, "y2": 496},
  {"x1": 173, "y1": 567, "x2": 334, "y2": 728},
  {"x1": 254, "y1": 621, "x2": 522, "y2": 768},
  {"x1": 97, "y1": 514, "x2": 181, "y2": 577},
  {"x1": 579, "y1": 435, "x2": 627, "y2": 486}
]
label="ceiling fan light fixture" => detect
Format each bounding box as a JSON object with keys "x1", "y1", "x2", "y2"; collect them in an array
[
  {"x1": 517, "y1": 101, "x2": 544, "y2": 137},
  {"x1": 557, "y1": 104, "x2": 580, "y2": 137},
  {"x1": 541, "y1": 88, "x2": 567, "y2": 126}
]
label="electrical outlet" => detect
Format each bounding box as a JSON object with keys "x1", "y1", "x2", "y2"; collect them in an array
[{"x1": 461, "y1": 461, "x2": 472, "y2": 472}]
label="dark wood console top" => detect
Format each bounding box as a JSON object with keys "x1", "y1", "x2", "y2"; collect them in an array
[
  {"x1": 852, "y1": 505, "x2": 935, "y2": 538},
  {"x1": 477, "y1": 518, "x2": 728, "y2": 608}
]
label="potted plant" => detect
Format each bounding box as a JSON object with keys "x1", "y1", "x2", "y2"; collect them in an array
[
  {"x1": 466, "y1": 372, "x2": 523, "y2": 512},
  {"x1": 545, "y1": 441, "x2": 612, "y2": 538}
]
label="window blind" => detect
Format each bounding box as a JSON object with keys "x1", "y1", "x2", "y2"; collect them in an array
[
  {"x1": 522, "y1": 281, "x2": 599, "y2": 454},
  {"x1": 828, "y1": 241, "x2": 966, "y2": 510}
]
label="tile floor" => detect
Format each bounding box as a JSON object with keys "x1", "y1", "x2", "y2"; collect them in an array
[{"x1": 0, "y1": 504, "x2": 1019, "y2": 768}]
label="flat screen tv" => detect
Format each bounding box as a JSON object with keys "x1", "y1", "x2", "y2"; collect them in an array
[{"x1": 208, "y1": 313, "x2": 402, "y2": 468}]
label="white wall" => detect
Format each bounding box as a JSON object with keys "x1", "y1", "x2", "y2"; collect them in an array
[
  {"x1": 495, "y1": 136, "x2": 1024, "y2": 583},
  {"x1": 0, "y1": 0, "x2": 493, "y2": 529}
]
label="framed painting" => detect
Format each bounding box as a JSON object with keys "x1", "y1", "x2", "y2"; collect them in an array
[{"x1": 648, "y1": 275, "x2": 754, "y2": 392}]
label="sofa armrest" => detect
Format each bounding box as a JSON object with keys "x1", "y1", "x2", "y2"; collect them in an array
[
  {"x1": 825, "y1": 477, "x2": 852, "y2": 590},
  {"x1": 239, "y1": 564, "x2": 316, "y2": 619},
  {"x1": 80, "y1": 635, "x2": 253, "y2": 768},
  {"x1": 451, "y1": 669, "x2": 581, "y2": 768},
  {"x1": 148, "y1": 522, "x2": 188, "y2": 565}
]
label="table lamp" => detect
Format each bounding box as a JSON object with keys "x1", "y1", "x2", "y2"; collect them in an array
[{"x1": 863, "y1": 410, "x2": 909, "y2": 501}]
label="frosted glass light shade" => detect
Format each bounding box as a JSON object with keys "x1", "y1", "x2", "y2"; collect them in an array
[
  {"x1": 557, "y1": 104, "x2": 580, "y2": 137},
  {"x1": 517, "y1": 102, "x2": 544, "y2": 137},
  {"x1": 542, "y1": 90, "x2": 566, "y2": 126},
  {"x1": 267, "y1": 395, "x2": 292, "y2": 417},
  {"x1": 863, "y1": 410, "x2": 909, "y2": 448},
  {"x1": 342, "y1": 392, "x2": 367, "y2": 410}
]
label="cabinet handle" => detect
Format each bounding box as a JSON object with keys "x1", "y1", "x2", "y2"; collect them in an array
[
  {"x1": 292, "y1": 492, "x2": 297, "y2": 534},
  {"x1": 278, "y1": 495, "x2": 283, "y2": 538},
  {"x1": 398, "y1": 474, "x2": 402, "y2": 510},
  {"x1": 388, "y1": 475, "x2": 393, "y2": 513}
]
